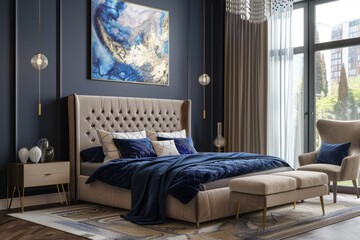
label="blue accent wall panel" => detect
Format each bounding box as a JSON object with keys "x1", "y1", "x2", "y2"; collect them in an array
[
  {"x1": 0, "y1": 0, "x2": 15, "y2": 199},
  {"x1": 0, "y1": 0, "x2": 219, "y2": 199}
]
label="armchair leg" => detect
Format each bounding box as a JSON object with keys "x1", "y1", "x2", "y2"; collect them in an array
[
  {"x1": 333, "y1": 181, "x2": 337, "y2": 203},
  {"x1": 352, "y1": 180, "x2": 359, "y2": 199}
]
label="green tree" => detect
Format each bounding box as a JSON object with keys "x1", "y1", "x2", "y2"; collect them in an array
[
  {"x1": 316, "y1": 95, "x2": 337, "y2": 120},
  {"x1": 348, "y1": 76, "x2": 360, "y2": 118},
  {"x1": 315, "y1": 32, "x2": 328, "y2": 97},
  {"x1": 338, "y1": 64, "x2": 349, "y2": 102},
  {"x1": 334, "y1": 64, "x2": 349, "y2": 119},
  {"x1": 321, "y1": 54, "x2": 328, "y2": 96}
]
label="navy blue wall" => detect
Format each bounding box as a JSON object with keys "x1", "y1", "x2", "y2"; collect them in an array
[
  {"x1": 0, "y1": 0, "x2": 16, "y2": 199},
  {"x1": 0, "y1": 0, "x2": 222, "y2": 198}
]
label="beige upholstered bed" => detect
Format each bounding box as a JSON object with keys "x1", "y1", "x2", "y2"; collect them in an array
[{"x1": 68, "y1": 94, "x2": 290, "y2": 225}]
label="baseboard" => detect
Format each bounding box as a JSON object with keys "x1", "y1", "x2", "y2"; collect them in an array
[{"x1": 0, "y1": 193, "x2": 64, "y2": 210}]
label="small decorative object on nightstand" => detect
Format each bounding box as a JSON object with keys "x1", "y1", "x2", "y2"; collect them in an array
[
  {"x1": 29, "y1": 146, "x2": 42, "y2": 163},
  {"x1": 7, "y1": 161, "x2": 70, "y2": 213},
  {"x1": 213, "y1": 122, "x2": 226, "y2": 152},
  {"x1": 38, "y1": 138, "x2": 54, "y2": 162},
  {"x1": 18, "y1": 148, "x2": 29, "y2": 164}
]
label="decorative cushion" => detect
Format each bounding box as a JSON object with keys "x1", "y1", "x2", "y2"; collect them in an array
[
  {"x1": 80, "y1": 146, "x2": 104, "y2": 162},
  {"x1": 297, "y1": 164, "x2": 341, "y2": 181},
  {"x1": 229, "y1": 175, "x2": 297, "y2": 195},
  {"x1": 96, "y1": 129, "x2": 147, "y2": 162},
  {"x1": 316, "y1": 142, "x2": 351, "y2": 166},
  {"x1": 157, "y1": 137, "x2": 197, "y2": 154},
  {"x1": 113, "y1": 138, "x2": 156, "y2": 159},
  {"x1": 151, "y1": 140, "x2": 180, "y2": 157},
  {"x1": 273, "y1": 171, "x2": 328, "y2": 189},
  {"x1": 146, "y1": 129, "x2": 186, "y2": 141}
]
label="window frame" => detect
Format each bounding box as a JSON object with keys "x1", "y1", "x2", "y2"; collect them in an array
[{"x1": 295, "y1": 0, "x2": 360, "y2": 152}]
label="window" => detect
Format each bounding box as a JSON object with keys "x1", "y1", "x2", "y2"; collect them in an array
[
  {"x1": 294, "y1": 0, "x2": 360, "y2": 187},
  {"x1": 315, "y1": 0, "x2": 360, "y2": 43}
]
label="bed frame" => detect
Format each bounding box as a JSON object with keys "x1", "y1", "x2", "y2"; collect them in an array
[{"x1": 68, "y1": 94, "x2": 266, "y2": 225}]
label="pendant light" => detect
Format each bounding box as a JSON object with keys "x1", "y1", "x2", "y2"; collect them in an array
[
  {"x1": 198, "y1": 0, "x2": 210, "y2": 120},
  {"x1": 31, "y1": 0, "x2": 48, "y2": 116}
]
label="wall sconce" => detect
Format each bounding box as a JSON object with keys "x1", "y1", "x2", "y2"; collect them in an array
[
  {"x1": 199, "y1": 0, "x2": 210, "y2": 120},
  {"x1": 31, "y1": 0, "x2": 48, "y2": 116},
  {"x1": 199, "y1": 73, "x2": 210, "y2": 119}
]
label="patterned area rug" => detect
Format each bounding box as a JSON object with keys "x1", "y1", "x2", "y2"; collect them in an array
[{"x1": 9, "y1": 195, "x2": 360, "y2": 240}]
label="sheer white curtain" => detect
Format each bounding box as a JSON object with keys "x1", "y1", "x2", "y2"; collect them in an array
[{"x1": 267, "y1": 0, "x2": 298, "y2": 167}]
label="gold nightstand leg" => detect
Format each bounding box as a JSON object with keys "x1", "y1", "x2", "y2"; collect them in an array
[
  {"x1": 56, "y1": 184, "x2": 64, "y2": 204},
  {"x1": 67, "y1": 183, "x2": 70, "y2": 205},
  {"x1": 17, "y1": 187, "x2": 24, "y2": 213},
  {"x1": 61, "y1": 184, "x2": 68, "y2": 205},
  {"x1": 8, "y1": 187, "x2": 16, "y2": 210},
  {"x1": 6, "y1": 184, "x2": 9, "y2": 210},
  {"x1": 22, "y1": 187, "x2": 25, "y2": 213}
]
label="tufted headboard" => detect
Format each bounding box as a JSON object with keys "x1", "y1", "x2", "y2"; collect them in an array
[{"x1": 68, "y1": 94, "x2": 191, "y2": 194}]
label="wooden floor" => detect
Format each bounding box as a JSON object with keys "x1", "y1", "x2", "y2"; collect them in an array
[{"x1": 0, "y1": 204, "x2": 86, "y2": 240}]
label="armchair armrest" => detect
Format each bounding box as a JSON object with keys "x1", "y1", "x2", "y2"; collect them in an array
[
  {"x1": 298, "y1": 151, "x2": 318, "y2": 166},
  {"x1": 340, "y1": 154, "x2": 360, "y2": 181}
]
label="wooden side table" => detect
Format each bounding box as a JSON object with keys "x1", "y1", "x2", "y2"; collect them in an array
[{"x1": 7, "y1": 161, "x2": 70, "y2": 212}]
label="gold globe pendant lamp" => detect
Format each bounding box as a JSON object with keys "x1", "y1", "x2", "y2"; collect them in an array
[
  {"x1": 31, "y1": 0, "x2": 48, "y2": 116},
  {"x1": 199, "y1": 0, "x2": 210, "y2": 120}
]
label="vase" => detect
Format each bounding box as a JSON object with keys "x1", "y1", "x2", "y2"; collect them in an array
[
  {"x1": 18, "y1": 147, "x2": 29, "y2": 164},
  {"x1": 29, "y1": 146, "x2": 42, "y2": 163},
  {"x1": 38, "y1": 138, "x2": 54, "y2": 162},
  {"x1": 213, "y1": 122, "x2": 226, "y2": 152},
  {"x1": 42, "y1": 146, "x2": 54, "y2": 162}
]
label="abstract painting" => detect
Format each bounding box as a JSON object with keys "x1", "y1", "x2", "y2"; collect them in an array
[{"x1": 91, "y1": 0, "x2": 169, "y2": 85}]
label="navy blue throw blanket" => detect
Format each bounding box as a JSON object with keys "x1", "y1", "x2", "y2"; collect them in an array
[{"x1": 86, "y1": 152, "x2": 290, "y2": 225}]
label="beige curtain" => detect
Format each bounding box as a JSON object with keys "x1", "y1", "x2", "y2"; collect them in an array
[{"x1": 224, "y1": 9, "x2": 268, "y2": 154}]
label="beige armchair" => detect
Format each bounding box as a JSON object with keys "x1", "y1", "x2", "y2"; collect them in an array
[{"x1": 297, "y1": 119, "x2": 360, "y2": 203}]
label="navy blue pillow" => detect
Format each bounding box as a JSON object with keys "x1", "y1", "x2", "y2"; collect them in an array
[
  {"x1": 157, "y1": 137, "x2": 197, "y2": 154},
  {"x1": 80, "y1": 146, "x2": 105, "y2": 162},
  {"x1": 316, "y1": 142, "x2": 351, "y2": 166},
  {"x1": 113, "y1": 138, "x2": 157, "y2": 158}
]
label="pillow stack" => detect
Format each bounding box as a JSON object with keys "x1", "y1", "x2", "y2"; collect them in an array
[{"x1": 83, "y1": 129, "x2": 198, "y2": 162}]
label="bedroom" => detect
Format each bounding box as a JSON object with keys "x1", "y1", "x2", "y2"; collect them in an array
[{"x1": 1, "y1": 0, "x2": 360, "y2": 239}]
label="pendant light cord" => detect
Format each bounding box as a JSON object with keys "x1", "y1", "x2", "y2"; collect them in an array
[
  {"x1": 38, "y1": 0, "x2": 42, "y2": 115},
  {"x1": 203, "y1": 0, "x2": 205, "y2": 73},
  {"x1": 202, "y1": 0, "x2": 206, "y2": 119},
  {"x1": 38, "y1": 0, "x2": 41, "y2": 49}
]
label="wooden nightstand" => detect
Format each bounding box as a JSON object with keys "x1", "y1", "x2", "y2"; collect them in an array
[{"x1": 7, "y1": 161, "x2": 70, "y2": 212}]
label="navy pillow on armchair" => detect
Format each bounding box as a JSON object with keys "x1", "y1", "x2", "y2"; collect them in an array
[{"x1": 316, "y1": 142, "x2": 351, "y2": 166}]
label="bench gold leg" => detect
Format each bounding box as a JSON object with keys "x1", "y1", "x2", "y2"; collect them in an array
[
  {"x1": 320, "y1": 196, "x2": 325, "y2": 215},
  {"x1": 262, "y1": 208, "x2": 267, "y2": 229},
  {"x1": 236, "y1": 203, "x2": 240, "y2": 220},
  {"x1": 293, "y1": 201, "x2": 296, "y2": 209}
]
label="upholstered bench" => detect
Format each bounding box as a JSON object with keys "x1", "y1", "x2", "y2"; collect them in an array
[{"x1": 229, "y1": 171, "x2": 328, "y2": 228}]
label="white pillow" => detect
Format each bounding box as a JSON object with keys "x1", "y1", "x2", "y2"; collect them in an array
[
  {"x1": 151, "y1": 140, "x2": 180, "y2": 157},
  {"x1": 96, "y1": 129, "x2": 146, "y2": 162},
  {"x1": 146, "y1": 129, "x2": 187, "y2": 141}
]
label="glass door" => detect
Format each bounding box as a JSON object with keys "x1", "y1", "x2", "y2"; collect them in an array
[{"x1": 313, "y1": 0, "x2": 360, "y2": 186}]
